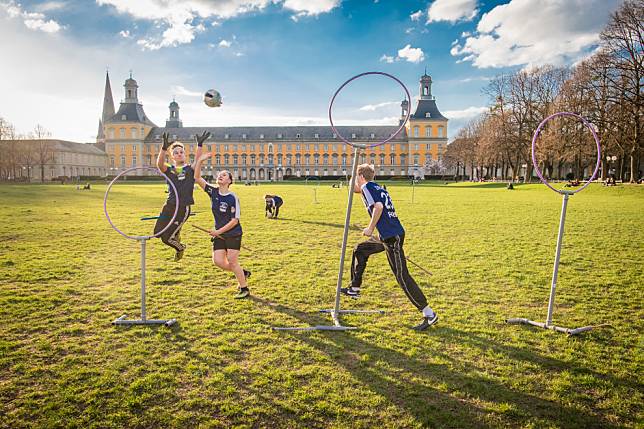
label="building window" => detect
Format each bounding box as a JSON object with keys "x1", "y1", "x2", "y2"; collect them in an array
[
  {"x1": 379, "y1": 154, "x2": 385, "y2": 165},
  {"x1": 277, "y1": 133, "x2": 282, "y2": 139},
  {"x1": 109, "y1": 129, "x2": 115, "y2": 139},
  {"x1": 131, "y1": 128, "x2": 138, "y2": 139},
  {"x1": 425, "y1": 112, "x2": 431, "y2": 118},
  {"x1": 414, "y1": 144, "x2": 419, "y2": 151},
  {"x1": 413, "y1": 155, "x2": 419, "y2": 165},
  {"x1": 296, "y1": 144, "x2": 300, "y2": 151},
  {"x1": 224, "y1": 134, "x2": 229, "y2": 139},
  {"x1": 215, "y1": 154, "x2": 221, "y2": 165},
  {"x1": 342, "y1": 154, "x2": 347, "y2": 166},
  {"x1": 333, "y1": 133, "x2": 337, "y2": 139},
  {"x1": 438, "y1": 126, "x2": 444, "y2": 137},
  {"x1": 131, "y1": 156, "x2": 137, "y2": 166},
  {"x1": 241, "y1": 154, "x2": 247, "y2": 165},
  {"x1": 413, "y1": 126, "x2": 419, "y2": 138},
  {"x1": 314, "y1": 133, "x2": 319, "y2": 139},
  {"x1": 351, "y1": 133, "x2": 356, "y2": 139},
  {"x1": 132, "y1": 145, "x2": 137, "y2": 152},
  {"x1": 426, "y1": 127, "x2": 432, "y2": 137},
  {"x1": 390, "y1": 154, "x2": 395, "y2": 165},
  {"x1": 295, "y1": 154, "x2": 301, "y2": 165},
  {"x1": 304, "y1": 154, "x2": 310, "y2": 165},
  {"x1": 370, "y1": 133, "x2": 375, "y2": 139},
  {"x1": 119, "y1": 128, "x2": 125, "y2": 138},
  {"x1": 141, "y1": 127, "x2": 145, "y2": 137},
  {"x1": 314, "y1": 154, "x2": 319, "y2": 165},
  {"x1": 314, "y1": 144, "x2": 319, "y2": 152},
  {"x1": 242, "y1": 134, "x2": 247, "y2": 139},
  {"x1": 224, "y1": 144, "x2": 229, "y2": 151},
  {"x1": 286, "y1": 154, "x2": 292, "y2": 165},
  {"x1": 296, "y1": 133, "x2": 301, "y2": 139},
  {"x1": 110, "y1": 156, "x2": 115, "y2": 167},
  {"x1": 224, "y1": 154, "x2": 230, "y2": 165},
  {"x1": 121, "y1": 114, "x2": 126, "y2": 120},
  {"x1": 233, "y1": 154, "x2": 239, "y2": 165},
  {"x1": 259, "y1": 134, "x2": 264, "y2": 139}
]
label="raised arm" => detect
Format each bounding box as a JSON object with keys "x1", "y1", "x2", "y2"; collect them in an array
[
  {"x1": 192, "y1": 130, "x2": 211, "y2": 170},
  {"x1": 194, "y1": 152, "x2": 211, "y2": 190},
  {"x1": 157, "y1": 132, "x2": 172, "y2": 173}
]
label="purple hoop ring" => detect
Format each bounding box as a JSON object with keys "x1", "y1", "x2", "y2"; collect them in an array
[
  {"x1": 532, "y1": 112, "x2": 601, "y2": 194},
  {"x1": 329, "y1": 71, "x2": 412, "y2": 148},
  {"x1": 104, "y1": 166, "x2": 179, "y2": 240}
]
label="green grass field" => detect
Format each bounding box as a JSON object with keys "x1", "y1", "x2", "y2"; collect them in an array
[{"x1": 0, "y1": 181, "x2": 642, "y2": 428}]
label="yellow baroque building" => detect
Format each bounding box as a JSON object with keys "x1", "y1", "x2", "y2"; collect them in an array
[{"x1": 100, "y1": 72, "x2": 448, "y2": 180}]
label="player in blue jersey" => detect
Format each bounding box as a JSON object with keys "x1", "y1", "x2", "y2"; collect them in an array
[
  {"x1": 341, "y1": 164, "x2": 438, "y2": 330},
  {"x1": 264, "y1": 194, "x2": 283, "y2": 219},
  {"x1": 195, "y1": 153, "x2": 251, "y2": 299},
  {"x1": 155, "y1": 131, "x2": 210, "y2": 261}
]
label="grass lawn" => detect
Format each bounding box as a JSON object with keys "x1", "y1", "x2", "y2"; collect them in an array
[{"x1": 0, "y1": 180, "x2": 642, "y2": 428}]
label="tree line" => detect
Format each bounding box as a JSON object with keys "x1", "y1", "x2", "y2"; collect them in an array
[
  {"x1": 445, "y1": 0, "x2": 642, "y2": 183},
  {"x1": 0, "y1": 118, "x2": 55, "y2": 182}
]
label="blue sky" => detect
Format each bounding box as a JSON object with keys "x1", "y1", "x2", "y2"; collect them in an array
[{"x1": 0, "y1": 0, "x2": 623, "y2": 142}]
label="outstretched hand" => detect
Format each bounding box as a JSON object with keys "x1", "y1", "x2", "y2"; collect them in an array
[
  {"x1": 198, "y1": 152, "x2": 212, "y2": 163},
  {"x1": 162, "y1": 132, "x2": 173, "y2": 150},
  {"x1": 195, "y1": 130, "x2": 211, "y2": 147}
]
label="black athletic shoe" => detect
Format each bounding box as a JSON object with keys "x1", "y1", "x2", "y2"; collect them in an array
[
  {"x1": 412, "y1": 313, "x2": 439, "y2": 331},
  {"x1": 243, "y1": 269, "x2": 251, "y2": 279},
  {"x1": 174, "y1": 249, "x2": 184, "y2": 262},
  {"x1": 234, "y1": 288, "x2": 250, "y2": 299},
  {"x1": 340, "y1": 287, "x2": 361, "y2": 299}
]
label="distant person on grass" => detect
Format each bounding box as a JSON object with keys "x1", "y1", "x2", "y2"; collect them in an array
[
  {"x1": 195, "y1": 153, "x2": 251, "y2": 299},
  {"x1": 341, "y1": 164, "x2": 438, "y2": 331},
  {"x1": 155, "y1": 131, "x2": 210, "y2": 261},
  {"x1": 264, "y1": 194, "x2": 283, "y2": 219}
]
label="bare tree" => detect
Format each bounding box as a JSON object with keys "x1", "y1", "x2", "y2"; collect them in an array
[
  {"x1": 600, "y1": 0, "x2": 644, "y2": 182},
  {"x1": 32, "y1": 124, "x2": 54, "y2": 182}
]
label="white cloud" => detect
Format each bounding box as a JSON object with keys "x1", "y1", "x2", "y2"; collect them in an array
[
  {"x1": 359, "y1": 101, "x2": 399, "y2": 112},
  {"x1": 1, "y1": 0, "x2": 64, "y2": 33},
  {"x1": 450, "y1": 0, "x2": 622, "y2": 69},
  {"x1": 119, "y1": 29, "x2": 130, "y2": 38},
  {"x1": 97, "y1": 0, "x2": 341, "y2": 49},
  {"x1": 35, "y1": 1, "x2": 66, "y2": 12},
  {"x1": 219, "y1": 39, "x2": 231, "y2": 48},
  {"x1": 283, "y1": 0, "x2": 340, "y2": 16},
  {"x1": 379, "y1": 54, "x2": 394, "y2": 63},
  {"x1": 410, "y1": 9, "x2": 423, "y2": 21},
  {"x1": 397, "y1": 44, "x2": 424, "y2": 63},
  {"x1": 427, "y1": 0, "x2": 477, "y2": 23},
  {"x1": 444, "y1": 106, "x2": 487, "y2": 119},
  {"x1": 171, "y1": 85, "x2": 202, "y2": 97}
]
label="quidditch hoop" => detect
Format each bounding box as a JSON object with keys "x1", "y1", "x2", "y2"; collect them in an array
[
  {"x1": 104, "y1": 166, "x2": 179, "y2": 240},
  {"x1": 531, "y1": 112, "x2": 601, "y2": 194},
  {"x1": 329, "y1": 71, "x2": 412, "y2": 148}
]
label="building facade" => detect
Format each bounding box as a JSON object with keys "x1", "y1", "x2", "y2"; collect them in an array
[
  {"x1": 101, "y1": 72, "x2": 448, "y2": 179},
  {"x1": 0, "y1": 139, "x2": 107, "y2": 181}
]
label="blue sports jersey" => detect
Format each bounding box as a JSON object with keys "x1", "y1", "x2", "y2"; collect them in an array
[
  {"x1": 360, "y1": 181, "x2": 404, "y2": 239},
  {"x1": 273, "y1": 195, "x2": 283, "y2": 206},
  {"x1": 204, "y1": 184, "x2": 243, "y2": 237}
]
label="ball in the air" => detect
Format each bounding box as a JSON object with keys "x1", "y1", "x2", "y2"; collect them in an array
[{"x1": 204, "y1": 89, "x2": 222, "y2": 108}]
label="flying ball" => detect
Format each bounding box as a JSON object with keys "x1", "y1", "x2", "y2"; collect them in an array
[{"x1": 204, "y1": 89, "x2": 222, "y2": 108}]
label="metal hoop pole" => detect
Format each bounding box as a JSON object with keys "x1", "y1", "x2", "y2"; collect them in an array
[
  {"x1": 333, "y1": 146, "x2": 361, "y2": 322},
  {"x1": 141, "y1": 238, "x2": 147, "y2": 322},
  {"x1": 507, "y1": 112, "x2": 603, "y2": 336},
  {"x1": 546, "y1": 192, "x2": 570, "y2": 326}
]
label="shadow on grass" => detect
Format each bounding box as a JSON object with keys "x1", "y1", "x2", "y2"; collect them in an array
[
  {"x1": 277, "y1": 217, "x2": 362, "y2": 231},
  {"x1": 252, "y1": 296, "x2": 621, "y2": 429}
]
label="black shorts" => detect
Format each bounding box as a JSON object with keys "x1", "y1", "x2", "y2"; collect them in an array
[{"x1": 212, "y1": 234, "x2": 242, "y2": 251}]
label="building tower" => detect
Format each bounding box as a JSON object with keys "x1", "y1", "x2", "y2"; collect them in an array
[
  {"x1": 96, "y1": 70, "x2": 115, "y2": 146},
  {"x1": 165, "y1": 99, "x2": 183, "y2": 128},
  {"x1": 406, "y1": 70, "x2": 449, "y2": 177},
  {"x1": 103, "y1": 73, "x2": 157, "y2": 174}
]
